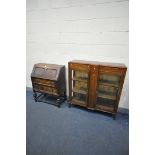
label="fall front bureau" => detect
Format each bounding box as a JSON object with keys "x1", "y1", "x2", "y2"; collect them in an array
[{"x1": 31, "y1": 63, "x2": 66, "y2": 107}]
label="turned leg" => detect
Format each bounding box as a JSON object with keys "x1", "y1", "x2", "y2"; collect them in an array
[
  {"x1": 33, "y1": 92, "x2": 37, "y2": 102},
  {"x1": 67, "y1": 96, "x2": 72, "y2": 108},
  {"x1": 63, "y1": 91, "x2": 67, "y2": 100},
  {"x1": 68, "y1": 101, "x2": 72, "y2": 108},
  {"x1": 56, "y1": 98, "x2": 61, "y2": 108},
  {"x1": 113, "y1": 114, "x2": 116, "y2": 120}
]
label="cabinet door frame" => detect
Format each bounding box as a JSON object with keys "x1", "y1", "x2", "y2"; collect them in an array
[
  {"x1": 87, "y1": 65, "x2": 99, "y2": 109},
  {"x1": 68, "y1": 63, "x2": 91, "y2": 107},
  {"x1": 96, "y1": 66, "x2": 127, "y2": 113}
]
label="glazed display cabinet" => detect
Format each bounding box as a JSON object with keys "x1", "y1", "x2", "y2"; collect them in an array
[{"x1": 68, "y1": 60, "x2": 127, "y2": 119}]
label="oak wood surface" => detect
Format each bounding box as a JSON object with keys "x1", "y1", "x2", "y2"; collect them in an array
[
  {"x1": 68, "y1": 60, "x2": 127, "y2": 117},
  {"x1": 69, "y1": 60, "x2": 127, "y2": 68},
  {"x1": 31, "y1": 63, "x2": 66, "y2": 104}
]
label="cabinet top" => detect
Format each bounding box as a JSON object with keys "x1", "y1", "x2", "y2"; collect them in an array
[{"x1": 68, "y1": 60, "x2": 127, "y2": 68}]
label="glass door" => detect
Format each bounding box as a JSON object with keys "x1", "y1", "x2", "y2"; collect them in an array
[
  {"x1": 96, "y1": 73, "x2": 121, "y2": 108},
  {"x1": 71, "y1": 70, "x2": 89, "y2": 106}
]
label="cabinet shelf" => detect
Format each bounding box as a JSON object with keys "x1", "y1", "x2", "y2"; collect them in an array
[
  {"x1": 71, "y1": 98, "x2": 86, "y2": 106},
  {"x1": 97, "y1": 89, "x2": 117, "y2": 96},
  {"x1": 98, "y1": 82, "x2": 119, "y2": 87},
  {"x1": 97, "y1": 93, "x2": 116, "y2": 100},
  {"x1": 96, "y1": 97, "x2": 115, "y2": 107},
  {"x1": 97, "y1": 102, "x2": 114, "y2": 107},
  {"x1": 72, "y1": 88, "x2": 87, "y2": 95},
  {"x1": 95, "y1": 104, "x2": 114, "y2": 113},
  {"x1": 72, "y1": 77, "x2": 88, "y2": 82},
  {"x1": 99, "y1": 80, "x2": 119, "y2": 87}
]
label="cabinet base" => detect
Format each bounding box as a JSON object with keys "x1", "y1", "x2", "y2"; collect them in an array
[
  {"x1": 69, "y1": 100, "x2": 117, "y2": 119},
  {"x1": 33, "y1": 91, "x2": 66, "y2": 107}
]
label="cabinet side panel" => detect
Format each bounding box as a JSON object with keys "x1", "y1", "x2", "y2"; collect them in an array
[{"x1": 114, "y1": 69, "x2": 127, "y2": 112}]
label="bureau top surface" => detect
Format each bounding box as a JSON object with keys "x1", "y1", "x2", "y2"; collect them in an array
[
  {"x1": 69, "y1": 60, "x2": 127, "y2": 68},
  {"x1": 31, "y1": 63, "x2": 65, "y2": 81},
  {"x1": 34, "y1": 63, "x2": 64, "y2": 69}
]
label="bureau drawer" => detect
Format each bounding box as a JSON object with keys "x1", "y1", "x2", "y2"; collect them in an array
[
  {"x1": 32, "y1": 78, "x2": 56, "y2": 87},
  {"x1": 69, "y1": 63, "x2": 90, "y2": 72},
  {"x1": 33, "y1": 84, "x2": 58, "y2": 96}
]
